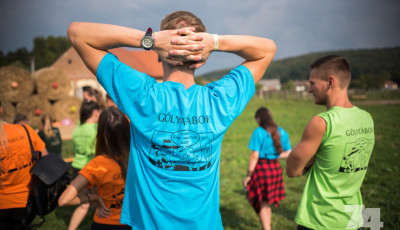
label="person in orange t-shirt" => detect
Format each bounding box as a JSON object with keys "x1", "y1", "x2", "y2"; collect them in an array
[
  {"x1": 59, "y1": 107, "x2": 131, "y2": 230},
  {"x1": 0, "y1": 101, "x2": 48, "y2": 230}
]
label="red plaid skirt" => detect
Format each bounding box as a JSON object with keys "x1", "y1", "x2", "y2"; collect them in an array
[{"x1": 246, "y1": 159, "x2": 285, "y2": 213}]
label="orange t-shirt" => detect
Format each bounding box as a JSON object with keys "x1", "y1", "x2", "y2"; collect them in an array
[
  {"x1": 0, "y1": 124, "x2": 46, "y2": 209},
  {"x1": 79, "y1": 155, "x2": 126, "y2": 225}
]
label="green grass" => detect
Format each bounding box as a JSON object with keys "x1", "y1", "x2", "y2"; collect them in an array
[{"x1": 35, "y1": 97, "x2": 399, "y2": 229}]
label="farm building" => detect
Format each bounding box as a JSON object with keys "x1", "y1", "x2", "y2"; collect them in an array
[
  {"x1": 383, "y1": 80, "x2": 398, "y2": 90},
  {"x1": 51, "y1": 47, "x2": 164, "y2": 99},
  {"x1": 258, "y1": 79, "x2": 281, "y2": 91},
  {"x1": 0, "y1": 47, "x2": 164, "y2": 138},
  {"x1": 293, "y1": 80, "x2": 309, "y2": 92}
]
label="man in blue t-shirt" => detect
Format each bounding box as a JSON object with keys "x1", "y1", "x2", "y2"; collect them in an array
[{"x1": 67, "y1": 11, "x2": 276, "y2": 230}]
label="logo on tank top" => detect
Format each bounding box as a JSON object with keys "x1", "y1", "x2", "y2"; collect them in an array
[
  {"x1": 148, "y1": 130, "x2": 214, "y2": 171},
  {"x1": 339, "y1": 137, "x2": 374, "y2": 173}
]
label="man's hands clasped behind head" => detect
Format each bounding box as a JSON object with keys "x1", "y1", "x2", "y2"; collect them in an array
[{"x1": 154, "y1": 27, "x2": 213, "y2": 69}]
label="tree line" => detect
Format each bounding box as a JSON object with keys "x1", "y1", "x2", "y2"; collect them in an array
[
  {"x1": 199, "y1": 47, "x2": 400, "y2": 90},
  {"x1": 1, "y1": 37, "x2": 399, "y2": 90},
  {"x1": 0, "y1": 36, "x2": 70, "y2": 71}
]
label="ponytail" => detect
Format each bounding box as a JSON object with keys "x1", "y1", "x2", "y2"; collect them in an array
[{"x1": 255, "y1": 107, "x2": 283, "y2": 154}]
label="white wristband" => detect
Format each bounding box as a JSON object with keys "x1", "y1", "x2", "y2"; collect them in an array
[{"x1": 213, "y1": 34, "x2": 219, "y2": 51}]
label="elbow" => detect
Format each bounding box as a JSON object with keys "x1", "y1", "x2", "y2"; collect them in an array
[
  {"x1": 266, "y1": 39, "x2": 276, "y2": 57},
  {"x1": 270, "y1": 40, "x2": 277, "y2": 54},
  {"x1": 58, "y1": 198, "x2": 66, "y2": 207},
  {"x1": 58, "y1": 194, "x2": 69, "y2": 207},
  {"x1": 285, "y1": 161, "x2": 301, "y2": 178},
  {"x1": 286, "y1": 167, "x2": 295, "y2": 178},
  {"x1": 286, "y1": 169, "x2": 297, "y2": 178},
  {"x1": 286, "y1": 167, "x2": 302, "y2": 178},
  {"x1": 67, "y1": 22, "x2": 83, "y2": 45}
]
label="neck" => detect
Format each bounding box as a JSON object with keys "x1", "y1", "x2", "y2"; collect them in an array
[
  {"x1": 85, "y1": 116, "x2": 97, "y2": 124},
  {"x1": 162, "y1": 62, "x2": 195, "y2": 89},
  {"x1": 326, "y1": 89, "x2": 353, "y2": 109}
]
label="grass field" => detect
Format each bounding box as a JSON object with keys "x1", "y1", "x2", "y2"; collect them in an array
[{"x1": 36, "y1": 97, "x2": 399, "y2": 229}]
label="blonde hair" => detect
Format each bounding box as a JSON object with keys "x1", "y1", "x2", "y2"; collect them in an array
[
  {"x1": 42, "y1": 115, "x2": 54, "y2": 138},
  {"x1": 160, "y1": 11, "x2": 206, "y2": 32}
]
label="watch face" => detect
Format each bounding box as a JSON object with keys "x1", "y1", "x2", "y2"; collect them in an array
[{"x1": 142, "y1": 37, "x2": 154, "y2": 49}]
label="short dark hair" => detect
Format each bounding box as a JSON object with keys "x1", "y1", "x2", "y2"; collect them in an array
[
  {"x1": 80, "y1": 100, "x2": 100, "y2": 124},
  {"x1": 13, "y1": 113, "x2": 29, "y2": 124},
  {"x1": 310, "y1": 55, "x2": 351, "y2": 88}
]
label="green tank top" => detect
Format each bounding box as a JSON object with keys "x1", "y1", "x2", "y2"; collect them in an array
[
  {"x1": 295, "y1": 106, "x2": 375, "y2": 230},
  {"x1": 71, "y1": 123, "x2": 97, "y2": 169}
]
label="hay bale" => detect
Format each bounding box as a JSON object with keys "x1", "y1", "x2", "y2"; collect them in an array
[
  {"x1": 32, "y1": 67, "x2": 71, "y2": 101},
  {"x1": 0, "y1": 101, "x2": 16, "y2": 123},
  {"x1": 52, "y1": 97, "x2": 82, "y2": 124},
  {"x1": 16, "y1": 95, "x2": 52, "y2": 128},
  {"x1": 0, "y1": 66, "x2": 34, "y2": 103}
]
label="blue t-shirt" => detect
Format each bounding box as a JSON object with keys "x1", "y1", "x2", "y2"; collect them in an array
[
  {"x1": 248, "y1": 126, "x2": 291, "y2": 159},
  {"x1": 96, "y1": 53, "x2": 255, "y2": 230}
]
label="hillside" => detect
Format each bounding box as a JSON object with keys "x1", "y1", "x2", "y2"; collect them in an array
[{"x1": 198, "y1": 47, "x2": 400, "y2": 85}]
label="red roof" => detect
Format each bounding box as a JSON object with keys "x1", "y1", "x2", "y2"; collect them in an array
[
  {"x1": 109, "y1": 48, "x2": 163, "y2": 78},
  {"x1": 51, "y1": 47, "x2": 163, "y2": 80}
]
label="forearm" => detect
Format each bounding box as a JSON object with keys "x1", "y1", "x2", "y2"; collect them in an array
[
  {"x1": 286, "y1": 116, "x2": 325, "y2": 177},
  {"x1": 279, "y1": 150, "x2": 291, "y2": 159},
  {"x1": 68, "y1": 24, "x2": 204, "y2": 73},
  {"x1": 286, "y1": 148, "x2": 309, "y2": 177},
  {"x1": 218, "y1": 35, "x2": 275, "y2": 61},
  {"x1": 58, "y1": 184, "x2": 91, "y2": 207},
  {"x1": 59, "y1": 193, "x2": 91, "y2": 207},
  {"x1": 217, "y1": 35, "x2": 276, "y2": 83},
  {"x1": 246, "y1": 151, "x2": 259, "y2": 176},
  {"x1": 68, "y1": 22, "x2": 144, "y2": 52},
  {"x1": 242, "y1": 151, "x2": 259, "y2": 188},
  {"x1": 58, "y1": 174, "x2": 90, "y2": 207}
]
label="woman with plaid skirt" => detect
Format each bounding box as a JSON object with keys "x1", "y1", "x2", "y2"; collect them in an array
[{"x1": 243, "y1": 107, "x2": 292, "y2": 230}]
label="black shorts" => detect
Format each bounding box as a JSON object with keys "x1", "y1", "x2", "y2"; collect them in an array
[
  {"x1": 0, "y1": 208, "x2": 25, "y2": 230},
  {"x1": 71, "y1": 167, "x2": 81, "y2": 179}
]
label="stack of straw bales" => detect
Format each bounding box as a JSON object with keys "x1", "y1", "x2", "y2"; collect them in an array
[
  {"x1": 0, "y1": 66, "x2": 34, "y2": 103},
  {"x1": 0, "y1": 66, "x2": 82, "y2": 128}
]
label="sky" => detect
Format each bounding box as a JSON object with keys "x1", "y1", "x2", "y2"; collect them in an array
[{"x1": 1, "y1": 0, "x2": 399, "y2": 75}]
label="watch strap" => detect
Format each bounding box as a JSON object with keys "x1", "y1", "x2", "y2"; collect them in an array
[{"x1": 145, "y1": 27, "x2": 153, "y2": 37}]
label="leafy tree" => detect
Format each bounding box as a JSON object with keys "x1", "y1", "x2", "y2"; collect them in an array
[
  {"x1": 32, "y1": 36, "x2": 70, "y2": 69},
  {"x1": 359, "y1": 73, "x2": 390, "y2": 90},
  {"x1": 0, "y1": 35, "x2": 70, "y2": 71},
  {"x1": 281, "y1": 80, "x2": 294, "y2": 91},
  {"x1": 0, "y1": 47, "x2": 31, "y2": 70},
  {"x1": 390, "y1": 67, "x2": 400, "y2": 85}
]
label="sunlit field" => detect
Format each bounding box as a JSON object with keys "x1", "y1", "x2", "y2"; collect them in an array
[{"x1": 37, "y1": 97, "x2": 399, "y2": 229}]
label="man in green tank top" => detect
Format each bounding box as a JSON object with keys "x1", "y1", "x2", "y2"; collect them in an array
[{"x1": 286, "y1": 55, "x2": 375, "y2": 230}]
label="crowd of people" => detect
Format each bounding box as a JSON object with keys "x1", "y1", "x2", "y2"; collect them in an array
[{"x1": 0, "y1": 10, "x2": 375, "y2": 230}]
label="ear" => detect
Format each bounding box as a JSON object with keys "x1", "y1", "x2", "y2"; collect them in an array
[{"x1": 328, "y1": 75, "x2": 335, "y2": 87}]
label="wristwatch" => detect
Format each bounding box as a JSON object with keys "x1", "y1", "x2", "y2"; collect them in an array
[{"x1": 141, "y1": 27, "x2": 155, "y2": 50}]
